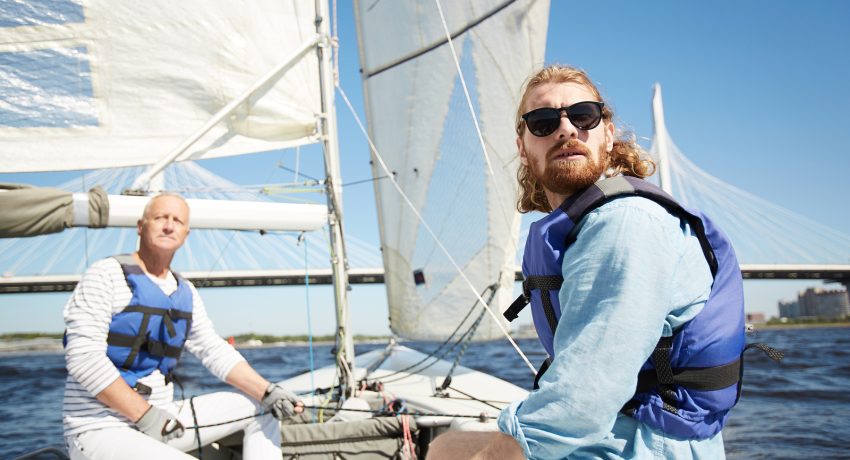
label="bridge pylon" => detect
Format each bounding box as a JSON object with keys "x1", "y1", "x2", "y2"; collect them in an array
[{"x1": 651, "y1": 83, "x2": 673, "y2": 196}]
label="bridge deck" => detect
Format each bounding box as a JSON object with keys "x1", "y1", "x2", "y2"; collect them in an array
[{"x1": 2, "y1": 265, "x2": 849, "y2": 294}]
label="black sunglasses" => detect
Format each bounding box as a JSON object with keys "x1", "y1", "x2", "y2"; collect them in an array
[{"x1": 521, "y1": 101, "x2": 605, "y2": 137}]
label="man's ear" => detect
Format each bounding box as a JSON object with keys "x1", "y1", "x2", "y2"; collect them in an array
[
  {"x1": 137, "y1": 219, "x2": 143, "y2": 236},
  {"x1": 517, "y1": 137, "x2": 529, "y2": 166},
  {"x1": 605, "y1": 121, "x2": 615, "y2": 152}
]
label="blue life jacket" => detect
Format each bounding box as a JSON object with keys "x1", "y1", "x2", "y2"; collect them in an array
[
  {"x1": 104, "y1": 254, "x2": 194, "y2": 389},
  {"x1": 504, "y1": 176, "x2": 749, "y2": 440}
]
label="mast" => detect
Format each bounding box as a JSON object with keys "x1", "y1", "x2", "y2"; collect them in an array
[
  {"x1": 315, "y1": 0, "x2": 355, "y2": 394},
  {"x1": 652, "y1": 83, "x2": 673, "y2": 196}
]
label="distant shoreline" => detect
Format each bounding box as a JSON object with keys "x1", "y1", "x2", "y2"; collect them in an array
[
  {"x1": 754, "y1": 322, "x2": 850, "y2": 330},
  {"x1": 0, "y1": 336, "x2": 389, "y2": 354},
  {"x1": 3, "y1": 323, "x2": 849, "y2": 354}
]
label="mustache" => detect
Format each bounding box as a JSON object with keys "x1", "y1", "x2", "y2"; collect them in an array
[{"x1": 547, "y1": 139, "x2": 592, "y2": 158}]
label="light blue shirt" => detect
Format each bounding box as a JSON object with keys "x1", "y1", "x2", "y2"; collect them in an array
[{"x1": 499, "y1": 196, "x2": 725, "y2": 459}]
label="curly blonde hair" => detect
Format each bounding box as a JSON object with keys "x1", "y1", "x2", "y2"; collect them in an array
[{"x1": 516, "y1": 65, "x2": 655, "y2": 213}]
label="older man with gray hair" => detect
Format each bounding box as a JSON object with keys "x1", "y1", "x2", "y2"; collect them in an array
[{"x1": 62, "y1": 193, "x2": 299, "y2": 459}]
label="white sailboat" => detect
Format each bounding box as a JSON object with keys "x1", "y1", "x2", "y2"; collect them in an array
[{"x1": 1, "y1": 0, "x2": 549, "y2": 457}]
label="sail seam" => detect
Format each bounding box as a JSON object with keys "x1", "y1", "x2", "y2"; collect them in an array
[{"x1": 363, "y1": 0, "x2": 519, "y2": 79}]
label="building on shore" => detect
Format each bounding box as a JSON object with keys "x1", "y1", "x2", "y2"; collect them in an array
[
  {"x1": 746, "y1": 312, "x2": 766, "y2": 324},
  {"x1": 778, "y1": 287, "x2": 849, "y2": 320},
  {"x1": 778, "y1": 299, "x2": 800, "y2": 319}
]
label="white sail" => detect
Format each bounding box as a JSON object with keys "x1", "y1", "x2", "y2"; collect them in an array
[
  {"x1": 0, "y1": 0, "x2": 322, "y2": 172},
  {"x1": 355, "y1": 0, "x2": 549, "y2": 340},
  {"x1": 4, "y1": 2, "x2": 541, "y2": 456}
]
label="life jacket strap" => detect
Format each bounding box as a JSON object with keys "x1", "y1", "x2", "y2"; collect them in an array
[
  {"x1": 526, "y1": 276, "x2": 564, "y2": 334},
  {"x1": 634, "y1": 359, "x2": 743, "y2": 393},
  {"x1": 504, "y1": 276, "x2": 563, "y2": 330},
  {"x1": 744, "y1": 342, "x2": 784, "y2": 361},
  {"x1": 133, "y1": 382, "x2": 152, "y2": 395},
  {"x1": 650, "y1": 336, "x2": 679, "y2": 412},
  {"x1": 120, "y1": 305, "x2": 192, "y2": 337},
  {"x1": 735, "y1": 342, "x2": 784, "y2": 402},
  {"x1": 504, "y1": 279, "x2": 532, "y2": 322},
  {"x1": 119, "y1": 311, "x2": 154, "y2": 369},
  {"x1": 624, "y1": 341, "x2": 782, "y2": 417},
  {"x1": 532, "y1": 356, "x2": 553, "y2": 390},
  {"x1": 107, "y1": 331, "x2": 185, "y2": 361},
  {"x1": 128, "y1": 374, "x2": 175, "y2": 395}
]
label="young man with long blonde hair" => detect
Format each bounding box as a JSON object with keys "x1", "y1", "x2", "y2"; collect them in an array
[{"x1": 429, "y1": 65, "x2": 745, "y2": 459}]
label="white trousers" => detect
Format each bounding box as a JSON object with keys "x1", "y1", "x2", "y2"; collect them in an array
[{"x1": 65, "y1": 391, "x2": 281, "y2": 460}]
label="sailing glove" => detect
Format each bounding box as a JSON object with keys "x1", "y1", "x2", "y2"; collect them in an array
[
  {"x1": 136, "y1": 405, "x2": 185, "y2": 442},
  {"x1": 262, "y1": 383, "x2": 300, "y2": 419}
]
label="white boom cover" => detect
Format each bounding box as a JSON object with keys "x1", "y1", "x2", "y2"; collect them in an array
[
  {"x1": 356, "y1": 0, "x2": 549, "y2": 340},
  {"x1": 0, "y1": 0, "x2": 321, "y2": 172}
]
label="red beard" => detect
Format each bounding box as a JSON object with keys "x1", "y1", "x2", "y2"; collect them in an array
[{"x1": 533, "y1": 139, "x2": 608, "y2": 196}]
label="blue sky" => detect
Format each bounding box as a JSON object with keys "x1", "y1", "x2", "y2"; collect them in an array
[{"x1": 2, "y1": 1, "x2": 849, "y2": 336}]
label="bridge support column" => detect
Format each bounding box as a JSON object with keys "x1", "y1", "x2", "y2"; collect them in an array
[{"x1": 843, "y1": 282, "x2": 850, "y2": 318}]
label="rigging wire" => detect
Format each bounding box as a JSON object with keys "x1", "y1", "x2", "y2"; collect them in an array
[
  {"x1": 439, "y1": 298, "x2": 490, "y2": 391},
  {"x1": 277, "y1": 163, "x2": 321, "y2": 182},
  {"x1": 363, "y1": 284, "x2": 496, "y2": 382},
  {"x1": 302, "y1": 233, "x2": 317, "y2": 395},
  {"x1": 336, "y1": 84, "x2": 536, "y2": 375},
  {"x1": 341, "y1": 175, "x2": 390, "y2": 187},
  {"x1": 432, "y1": 0, "x2": 515, "y2": 234},
  {"x1": 371, "y1": 319, "x2": 482, "y2": 386}
]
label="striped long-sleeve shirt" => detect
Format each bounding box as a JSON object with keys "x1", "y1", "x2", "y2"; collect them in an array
[{"x1": 62, "y1": 257, "x2": 245, "y2": 436}]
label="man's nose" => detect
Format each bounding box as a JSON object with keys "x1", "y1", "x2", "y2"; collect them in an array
[
  {"x1": 555, "y1": 109, "x2": 578, "y2": 139},
  {"x1": 162, "y1": 217, "x2": 175, "y2": 231}
]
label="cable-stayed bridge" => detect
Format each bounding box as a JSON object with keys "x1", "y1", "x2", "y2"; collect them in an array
[
  {"x1": 1, "y1": 87, "x2": 849, "y2": 294},
  {"x1": 648, "y1": 85, "x2": 850, "y2": 291},
  {"x1": 2, "y1": 157, "x2": 848, "y2": 295}
]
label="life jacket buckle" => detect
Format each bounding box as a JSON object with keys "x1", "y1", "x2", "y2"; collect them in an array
[{"x1": 133, "y1": 382, "x2": 152, "y2": 395}]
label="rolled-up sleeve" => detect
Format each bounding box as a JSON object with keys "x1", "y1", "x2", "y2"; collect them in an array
[{"x1": 499, "y1": 197, "x2": 710, "y2": 459}]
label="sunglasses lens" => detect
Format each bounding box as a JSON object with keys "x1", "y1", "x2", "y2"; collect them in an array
[
  {"x1": 525, "y1": 108, "x2": 561, "y2": 137},
  {"x1": 568, "y1": 102, "x2": 602, "y2": 130},
  {"x1": 523, "y1": 102, "x2": 603, "y2": 137}
]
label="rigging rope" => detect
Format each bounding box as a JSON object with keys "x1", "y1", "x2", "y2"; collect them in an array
[
  {"x1": 184, "y1": 403, "x2": 502, "y2": 432},
  {"x1": 439, "y1": 287, "x2": 495, "y2": 391},
  {"x1": 364, "y1": 284, "x2": 497, "y2": 382},
  {"x1": 371, "y1": 321, "x2": 481, "y2": 386}
]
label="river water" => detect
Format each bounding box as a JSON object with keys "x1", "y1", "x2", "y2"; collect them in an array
[{"x1": 1, "y1": 327, "x2": 847, "y2": 459}]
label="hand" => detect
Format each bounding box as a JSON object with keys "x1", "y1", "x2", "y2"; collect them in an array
[
  {"x1": 262, "y1": 383, "x2": 301, "y2": 419},
  {"x1": 136, "y1": 405, "x2": 185, "y2": 442}
]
